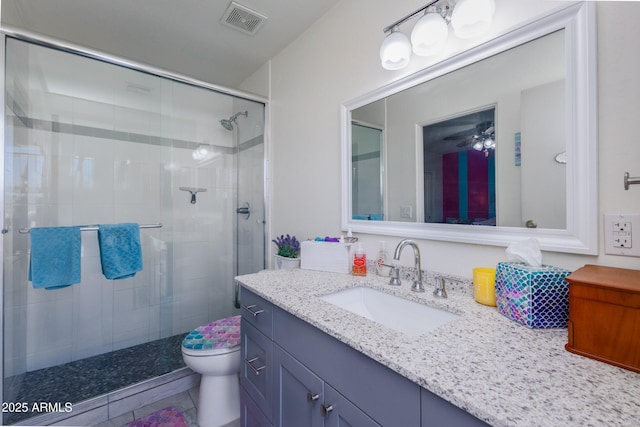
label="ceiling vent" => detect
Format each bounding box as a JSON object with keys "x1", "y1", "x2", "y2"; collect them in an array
[{"x1": 220, "y1": 1, "x2": 268, "y2": 36}]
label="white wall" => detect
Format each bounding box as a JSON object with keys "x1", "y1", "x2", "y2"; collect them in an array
[{"x1": 268, "y1": 0, "x2": 640, "y2": 276}]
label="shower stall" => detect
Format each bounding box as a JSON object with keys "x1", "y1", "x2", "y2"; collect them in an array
[{"x1": 1, "y1": 33, "x2": 267, "y2": 425}]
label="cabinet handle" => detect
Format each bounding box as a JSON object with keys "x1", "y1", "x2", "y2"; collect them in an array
[
  {"x1": 245, "y1": 357, "x2": 266, "y2": 375},
  {"x1": 307, "y1": 392, "x2": 319, "y2": 403},
  {"x1": 321, "y1": 404, "x2": 334, "y2": 417},
  {"x1": 241, "y1": 304, "x2": 265, "y2": 317}
]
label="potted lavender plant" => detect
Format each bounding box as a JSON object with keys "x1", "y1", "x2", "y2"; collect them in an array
[{"x1": 272, "y1": 234, "x2": 301, "y2": 270}]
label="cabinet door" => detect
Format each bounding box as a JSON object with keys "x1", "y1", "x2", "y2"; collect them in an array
[
  {"x1": 273, "y1": 345, "x2": 323, "y2": 427},
  {"x1": 241, "y1": 388, "x2": 273, "y2": 427},
  {"x1": 323, "y1": 383, "x2": 381, "y2": 427},
  {"x1": 241, "y1": 319, "x2": 273, "y2": 421}
]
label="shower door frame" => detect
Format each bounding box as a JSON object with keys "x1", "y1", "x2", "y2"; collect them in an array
[{"x1": 0, "y1": 26, "x2": 270, "y2": 410}]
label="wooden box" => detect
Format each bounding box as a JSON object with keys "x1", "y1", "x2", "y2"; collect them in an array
[{"x1": 565, "y1": 265, "x2": 640, "y2": 373}]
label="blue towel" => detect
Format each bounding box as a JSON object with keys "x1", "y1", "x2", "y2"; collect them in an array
[
  {"x1": 29, "y1": 226, "x2": 82, "y2": 290},
  {"x1": 98, "y1": 223, "x2": 143, "y2": 280}
]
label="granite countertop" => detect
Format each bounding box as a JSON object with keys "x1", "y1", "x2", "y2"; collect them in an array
[{"x1": 235, "y1": 268, "x2": 640, "y2": 427}]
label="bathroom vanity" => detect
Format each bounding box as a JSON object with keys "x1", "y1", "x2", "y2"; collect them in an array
[{"x1": 236, "y1": 269, "x2": 640, "y2": 426}]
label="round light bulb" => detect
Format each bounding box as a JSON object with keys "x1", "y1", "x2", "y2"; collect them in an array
[
  {"x1": 472, "y1": 140, "x2": 484, "y2": 151},
  {"x1": 380, "y1": 28, "x2": 411, "y2": 70},
  {"x1": 451, "y1": 0, "x2": 496, "y2": 39},
  {"x1": 411, "y1": 12, "x2": 448, "y2": 56}
]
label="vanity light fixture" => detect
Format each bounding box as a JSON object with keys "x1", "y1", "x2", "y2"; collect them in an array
[
  {"x1": 380, "y1": 0, "x2": 496, "y2": 70},
  {"x1": 379, "y1": 26, "x2": 412, "y2": 70},
  {"x1": 451, "y1": 0, "x2": 496, "y2": 39},
  {"x1": 411, "y1": 8, "x2": 449, "y2": 56}
]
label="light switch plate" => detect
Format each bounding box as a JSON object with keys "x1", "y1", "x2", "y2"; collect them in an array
[{"x1": 604, "y1": 213, "x2": 640, "y2": 257}]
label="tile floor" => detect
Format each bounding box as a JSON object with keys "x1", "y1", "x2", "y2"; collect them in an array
[{"x1": 93, "y1": 386, "x2": 240, "y2": 427}]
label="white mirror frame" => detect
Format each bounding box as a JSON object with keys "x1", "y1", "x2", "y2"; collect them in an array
[{"x1": 341, "y1": 2, "x2": 597, "y2": 255}]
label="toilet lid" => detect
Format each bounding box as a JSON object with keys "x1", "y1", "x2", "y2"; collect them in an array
[{"x1": 182, "y1": 315, "x2": 241, "y2": 355}]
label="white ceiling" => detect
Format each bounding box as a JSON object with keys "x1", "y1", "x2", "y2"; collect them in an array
[{"x1": 1, "y1": 0, "x2": 341, "y2": 89}]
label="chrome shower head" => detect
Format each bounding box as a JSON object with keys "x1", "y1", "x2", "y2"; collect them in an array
[
  {"x1": 220, "y1": 119, "x2": 235, "y2": 131},
  {"x1": 220, "y1": 110, "x2": 248, "y2": 131}
]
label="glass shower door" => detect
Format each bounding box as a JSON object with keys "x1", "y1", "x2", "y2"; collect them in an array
[{"x1": 2, "y1": 35, "x2": 266, "y2": 425}]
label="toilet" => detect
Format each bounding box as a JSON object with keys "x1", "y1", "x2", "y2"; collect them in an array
[{"x1": 181, "y1": 315, "x2": 241, "y2": 427}]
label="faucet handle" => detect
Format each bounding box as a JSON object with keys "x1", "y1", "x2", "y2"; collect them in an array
[
  {"x1": 433, "y1": 276, "x2": 448, "y2": 298},
  {"x1": 388, "y1": 265, "x2": 401, "y2": 286},
  {"x1": 411, "y1": 278, "x2": 425, "y2": 293}
]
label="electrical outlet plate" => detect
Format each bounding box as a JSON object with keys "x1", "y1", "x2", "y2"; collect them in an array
[
  {"x1": 400, "y1": 205, "x2": 412, "y2": 219},
  {"x1": 604, "y1": 213, "x2": 640, "y2": 257}
]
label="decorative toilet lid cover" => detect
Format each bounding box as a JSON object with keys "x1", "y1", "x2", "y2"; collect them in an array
[{"x1": 182, "y1": 315, "x2": 241, "y2": 350}]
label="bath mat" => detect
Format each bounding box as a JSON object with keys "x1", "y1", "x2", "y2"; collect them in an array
[{"x1": 125, "y1": 406, "x2": 187, "y2": 427}]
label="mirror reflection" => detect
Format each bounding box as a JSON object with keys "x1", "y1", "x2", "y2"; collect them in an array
[
  {"x1": 350, "y1": 29, "x2": 565, "y2": 229},
  {"x1": 423, "y1": 107, "x2": 496, "y2": 225},
  {"x1": 352, "y1": 121, "x2": 384, "y2": 220}
]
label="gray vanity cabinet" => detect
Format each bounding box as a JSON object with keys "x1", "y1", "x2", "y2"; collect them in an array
[
  {"x1": 421, "y1": 389, "x2": 490, "y2": 427},
  {"x1": 273, "y1": 344, "x2": 380, "y2": 427},
  {"x1": 272, "y1": 303, "x2": 420, "y2": 427},
  {"x1": 239, "y1": 286, "x2": 488, "y2": 427}
]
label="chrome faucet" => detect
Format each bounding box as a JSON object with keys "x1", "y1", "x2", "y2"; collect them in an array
[{"x1": 390, "y1": 239, "x2": 425, "y2": 292}]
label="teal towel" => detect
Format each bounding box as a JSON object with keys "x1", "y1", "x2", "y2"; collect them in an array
[
  {"x1": 98, "y1": 223, "x2": 143, "y2": 280},
  {"x1": 29, "y1": 226, "x2": 82, "y2": 290}
]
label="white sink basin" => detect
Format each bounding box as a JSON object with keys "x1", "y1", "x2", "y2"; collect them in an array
[{"x1": 320, "y1": 286, "x2": 458, "y2": 337}]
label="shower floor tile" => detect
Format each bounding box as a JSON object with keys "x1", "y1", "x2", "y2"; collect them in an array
[{"x1": 3, "y1": 333, "x2": 187, "y2": 425}]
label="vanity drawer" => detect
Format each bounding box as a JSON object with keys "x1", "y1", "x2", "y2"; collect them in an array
[
  {"x1": 241, "y1": 319, "x2": 273, "y2": 422},
  {"x1": 240, "y1": 286, "x2": 273, "y2": 338}
]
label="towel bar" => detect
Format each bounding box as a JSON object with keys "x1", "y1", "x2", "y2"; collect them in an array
[
  {"x1": 624, "y1": 172, "x2": 640, "y2": 190},
  {"x1": 18, "y1": 223, "x2": 163, "y2": 234}
]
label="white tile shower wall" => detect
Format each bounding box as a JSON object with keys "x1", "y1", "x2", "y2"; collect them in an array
[
  {"x1": 5, "y1": 38, "x2": 252, "y2": 375},
  {"x1": 18, "y1": 139, "x2": 235, "y2": 372}
]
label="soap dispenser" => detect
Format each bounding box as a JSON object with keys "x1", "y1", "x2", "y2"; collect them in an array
[
  {"x1": 352, "y1": 243, "x2": 367, "y2": 276},
  {"x1": 376, "y1": 241, "x2": 391, "y2": 277}
]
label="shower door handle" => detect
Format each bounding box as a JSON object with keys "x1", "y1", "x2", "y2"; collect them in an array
[{"x1": 236, "y1": 202, "x2": 250, "y2": 220}]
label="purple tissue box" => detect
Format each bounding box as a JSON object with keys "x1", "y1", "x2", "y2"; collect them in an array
[{"x1": 495, "y1": 262, "x2": 571, "y2": 329}]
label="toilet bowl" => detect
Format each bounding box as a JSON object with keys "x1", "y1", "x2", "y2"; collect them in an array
[{"x1": 182, "y1": 315, "x2": 241, "y2": 427}]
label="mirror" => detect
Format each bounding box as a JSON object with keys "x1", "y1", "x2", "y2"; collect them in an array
[{"x1": 341, "y1": 3, "x2": 597, "y2": 254}]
